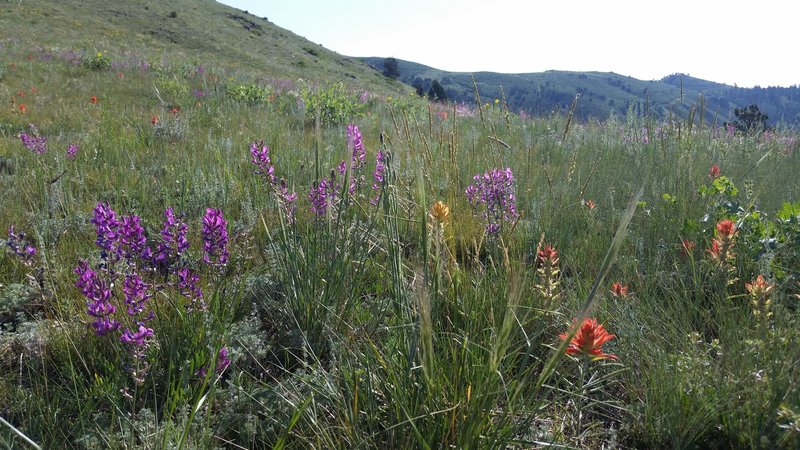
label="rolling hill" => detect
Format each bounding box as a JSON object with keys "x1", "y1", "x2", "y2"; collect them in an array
[{"x1": 363, "y1": 57, "x2": 800, "y2": 126}]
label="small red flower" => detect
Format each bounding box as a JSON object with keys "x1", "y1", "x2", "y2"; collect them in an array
[
  {"x1": 18, "y1": 103, "x2": 27, "y2": 114},
  {"x1": 90, "y1": 95, "x2": 98, "y2": 104},
  {"x1": 559, "y1": 318, "x2": 618, "y2": 361},
  {"x1": 537, "y1": 244, "x2": 559, "y2": 268},
  {"x1": 715, "y1": 219, "x2": 736, "y2": 239},
  {"x1": 745, "y1": 274, "x2": 773, "y2": 298},
  {"x1": 681, "y1": 239, "x2": 696, "y2": 257},
  {"x1": 610, "y1": 282, "x2": 630, "y2": 299},
  {"x1": 29, "y1": 87, "x2": 37, "y2": 94},
  {"x1": 151, "y1": 115, "x2": 159, "y2": 125},
  {"x1": 16, "y1": 90, "x2": 25, "y2": 98},
  {"x1": 584, "y1": 199, "x2": 596, "y2": 210},
  {"x1": 170, "y1": 106, "x2": 180, "y2": 115},
  {"x1": 708, "y1": 164, "x2": 721, "y2": 179}
]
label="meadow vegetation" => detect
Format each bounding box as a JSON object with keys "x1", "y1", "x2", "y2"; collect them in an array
[{"x1": 1, "y1": 14, "x2": 800, "y2": 450}]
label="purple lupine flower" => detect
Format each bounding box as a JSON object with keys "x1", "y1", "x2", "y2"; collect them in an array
[
  {"x1": 177, "y1": 267, "x2": 205, "y2": 311},
  {"x1": 216, "y1": 347, "x2": 231, "y2": 373},
  {"x1": 66, "y1": 144, "x2": 79, "y2": 159},
  {"x1": 250, "y1": 141, "x2": 276, "y2": 183},
  {"x1": 119, "y1": 215, "x2": 148, "y2": 261},
  {"x1": 309, "y1": 171, "x2": 339, "y2": 217},
  {"x1": 276, "y1": 179, "x2": 298, "y2": 224},
  {"x1": 153, "y1": 207, "x2": 189, "y2": 269},
  {"x1": 371, "y1": 150, "x2": 386, "y2": 206},
  {"x1": 91, "y1": 202, "x2": 121, "y2": 259},
  {"x1": 75, "y1": 259, "x2": 120, "y2": 335},
  {"x1": 123, "y1": 272, "x2": 152, "y2": 316},
  {"x1": 120, "y1": 323, "x2": 154, "y2": 347},
  {"x1": 346, "y1": 124, "x2": 366, "y2": 170},
  {"x1": 19, "y1": 125, "x2": 47, "y2": 155},
  {"x1": 6, "y1": 225, "x2": 37, "y2": 266},
  {"x1": 202, "y1": 208, "x2": 229, "y2": 266},
  {"x1": 465, "y1": 167, "x2": 519, "y2": 236}
]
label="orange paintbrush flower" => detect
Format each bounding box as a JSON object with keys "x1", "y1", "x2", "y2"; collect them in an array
[
  {"x1": 610, "y1": 282, "x2": 630, "y2": 299},
  {"x1": 537, "y1": 244, "x2": 559, "y2": 268},
  {"x1": 560, "y1": 318, "x2": 618, "y2": 361},
  {"x1": 715, "y1": 219, "x2": 736, "y2": 239},
  {"x1": 90, "y1": 95, "x2": 98, "y2": 104}
]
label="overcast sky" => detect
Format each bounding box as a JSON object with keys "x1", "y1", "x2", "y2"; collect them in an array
[{"x1": 217, "y1": 0, "x2": 797, "y2": 88}]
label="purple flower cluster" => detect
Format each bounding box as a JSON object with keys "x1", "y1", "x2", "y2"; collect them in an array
[
  {"x1": 177, "y1": 267, "x2": 205, "y2": 311},
  {"x1": 249, "y1": 141, "x2": 298, "y2": 223},
  {"x1": 347, "y1": 124, "x2": 366, "y2": 170},
  {"x1": 6, "y1": 225, "x2": 37, "y2": 266},
  {"x1": 250, "y1": 141, "x2": 276, "y2": 183},
  {"x1": 91, "y1": 202, "x2": 122, "y2": 259},
  {"x1": 123, "y1": 272, "x2": 152, "y2": 316},
  {"x1": 202, "y1": 208, "x2": 229, "y2": 266},
  {"x1": 19, "y1": 124, "x2": 47, "y2": 155},
  {"x1": 66, "y1": 144, "x2": 79, "y2": 159},
  {"x1": 153, "y1": 208, "x2": 189, "y2": 269},
  {"x1": 75, "y1": 260, "x2": 120, "y2": 336},
  {"x1": 309, "y1": 171, "x2": 339, "y2": 217},
  {"x1": 465, "y1": 168, "x2": 519, "y2": 235},
  {"x1": 371, "y1": 150, "x2": 386, "y2": 206}
]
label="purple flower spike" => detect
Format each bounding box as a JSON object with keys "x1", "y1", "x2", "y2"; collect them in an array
[
  {"x1": 153, "y1": 207, "x2": 189, "y2": 269},
  {"x1": 347, "y1": 124, "x2": 366, "y2": 170},
  {"x1": 66, "y1": 144, "x2": 79, "y2": 159},
  {"x1": 119, "y1": 215, "x2": 147, "y2": 261},
  {"x1": 371, "y1": 150, "x2": 386, "y2": 206},
  {"x1": 465, "y1": 167, "x2": 519, "y2": 236},
  {"x1": 216, "y1": 347, "x2": 231, "y2": 373},
  {"x1": 177, "y1": 267, "x2": 205, "y2": 311},
  {"x1": 250, "y1": 141, "x2": 276, "y2": 183},
  {"x1": 91, "y1": 202, "x2": 121, "y2": 259},
  {"x1": 19, "y1": 125, "x2": 47, "y2": 155},
  {"x1": 7, "y1": 225, "x2": 37, "y2": 266},
  {"x1": 75, "y1": 259, "x2": 120, "y2": 336},
  {"x1": 202, "y1": 208, "x2": 229, "y2": 266},
  {"x1": 120, "y1": 323, "x2": 154, "y2": 347},
  {"x1": 123, "y1": 272, "x2": 152, "y2": 316}
]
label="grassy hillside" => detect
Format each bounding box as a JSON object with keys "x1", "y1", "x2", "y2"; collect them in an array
[
  {"x1": 1, "y1": 1, "x2": 800, "y2": 449},
  {"x1": 0, "y1": 0, "x2": 411, "y2": 95},
  {"x1": 365, "y1": 57, "x2": 800, "y2": 126}
]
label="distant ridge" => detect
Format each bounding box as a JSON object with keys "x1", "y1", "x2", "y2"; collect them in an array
[{"x1": 362, "y1": 57, "x2": 800, "y2": 126}]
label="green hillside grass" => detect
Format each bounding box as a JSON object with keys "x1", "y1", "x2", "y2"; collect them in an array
[{"x1": 1, "y1": 1, "x2": 800, "y2": 449}]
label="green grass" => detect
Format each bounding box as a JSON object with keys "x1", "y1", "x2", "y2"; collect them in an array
[{"x1": 2, "y1": 2, "x2": 800, "y2": 449}]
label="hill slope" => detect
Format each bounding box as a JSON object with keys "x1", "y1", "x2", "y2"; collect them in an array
[
  {"x1": 0, "y1": 0, "x2": 410, "y2": 96},
  {"x1": 364, "y1": 57, "x2": 800, "y2": 126}
]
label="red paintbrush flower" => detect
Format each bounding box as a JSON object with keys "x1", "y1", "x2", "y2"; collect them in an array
[
  {"x1": 708, "y1": 164, "x2": 721, "y2": 179},
  {"x1": 90, "y1": 95, "x2": 98, "y2": 104},
  {"x1": 610, "y1": 282, "x2": 630, "y2": 299},
  {"x1": 715, "y1": 219, "x2": 736, "y2": 239},
  {"x1": 560, "y1": 318, "x2": 618, "y2": 361}
]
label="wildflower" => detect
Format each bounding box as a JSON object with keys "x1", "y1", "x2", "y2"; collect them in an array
[
  {"x1": 250, "y1": 141, "x2": 275, "y2": 183},
  {"x1": 177, "y1": 267, "x2": 205, "y2": 311},
  {"x1": 153, "y1": 207, "x2": 189, "y2": 269},
  {"x1": 347, "y1": 124, "x2": 366, "y2": 170},
  {"x1": 75, "y1": 260, "x2": 120, "y2": 336},
  {"x1": 116, "y1": 71, "x2": 125, "y2": 79},
  {"x1": 6, "y1": 225, "x2": 37, "y2": 266},
  {"x1": 66, "y1": 144, "x2": 79, "y2": 159},
  {"x1": 715, "y1": 219, "x2": 736, "y2": 239},
  {"x1": 746, "y1": 274, "x2": 774, "y2": 322},
  {"x1": 19, "y1": 124, "x2": 47, "y2": 155},
  {"x1": 90, "y1": 95, "x2": 97, "y2": 104},
  {"x1": 118, "y1": 214, "x2": 148, "y2": 261},
  {"x1": 309, "y1": 170, "x2": 338, "y2": 217},
  {"x1": 151, "y1": 115, "x2": 159, "y2": 125},
  {"x1": 583, "y1": 199, "x2": 596, "y2": 210},
  {"x1": 610, "y1": 282, "x2": 631, "y2": 299},
  {"x1": 429, "y1": 201, "x2": 450, "y2": 225},
  {"x1": 120, "y1": 323, "x2": 154, "y2": 347},
  {"x1": 535, "y1": 243, "x2": 560, "y2": 300},
  {"x1": 29, "y1": 87, "x2": 37, "y2": 94},
  {"x1": 91, "y1": 202, "x2": 121, "y2": 259},
  {"x1": 559, "y1": 318, "x2": 618, "y2": 361},
  {"x1": 680, "y1": 239, "x2": 696, "y2": 257},
  {"x1": 18, "y1": 103, "x2": 27, "y2": 114},
  {"x1": 123, "y1": 272, "x2": 152, "y2": 316},
  {"x1": 708, "y1": 164, "x2": 721, "y2": 179},
  {"x1": 170, "y1": 106, "x2": 180, "y2": 115},
  {"x1": 202, "y1": 208, "x2": 229, "y2": 266},
  {"x1": 16, "y1": 90, "x2": 25, "y2": 98},
  {"x1": 370, "y1": 149, "x2": 386, "y2": 205},
  {"x1": 465, "y1": 167, "x2": 519, "y2": 236},
  {"x1": 216, "y1": 347, "x2": 231, "y2": 373}
]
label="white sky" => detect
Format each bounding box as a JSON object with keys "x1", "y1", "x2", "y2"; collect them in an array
[{"x1": 218, "y1": 0, "x2": 798, "y2": 88}]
